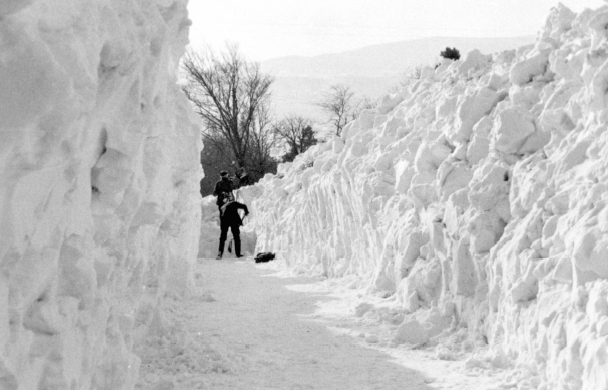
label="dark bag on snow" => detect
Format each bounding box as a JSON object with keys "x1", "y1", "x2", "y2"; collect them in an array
[{"x1": 254, "y1": 252, "x2": 275, "y2": 263}]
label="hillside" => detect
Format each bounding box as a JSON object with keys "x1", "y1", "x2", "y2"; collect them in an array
[
  {"x1": 262, "y1": 36, "x2": 535, "y2": 120},
  {"x1": 262, "y1": 36, "x2": 536, "y2": 78}
]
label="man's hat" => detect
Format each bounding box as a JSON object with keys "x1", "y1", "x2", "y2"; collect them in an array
[{"x1": 220, "y1": 171, "x2": 228, "y2": 176}]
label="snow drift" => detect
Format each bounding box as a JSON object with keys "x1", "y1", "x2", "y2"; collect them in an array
[
  {"x1": 0, "y1": 1, "x2": 201, "y2": 389},
  {"x1": 247, "y1": 4, "x2": 608, "y2": 389}
]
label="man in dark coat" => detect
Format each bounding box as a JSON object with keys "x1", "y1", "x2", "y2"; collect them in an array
[
  {"x1": 232, "y1": 161, "x2": 250, "y2": 187},
  {"x1": 213, "y1": 171, "x2": 234, "y2": 213},
  {"x1": 216, "y1": 200, "x2": 249, "y2": 260}
]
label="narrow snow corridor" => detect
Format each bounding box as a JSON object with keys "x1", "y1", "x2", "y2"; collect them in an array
[{"x1": 136, "y1": 258, "x2": 438, "y2": 389}]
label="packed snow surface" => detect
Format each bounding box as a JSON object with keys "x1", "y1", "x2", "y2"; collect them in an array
[
  {"x1": 246, "y1": 4, "x2": 608, "y2": 389},
  {"x1": 0, "y1": 0, "x2": 201, "y2": 389},
  {"x1": 138, "y1": 257, "x2": 509, "y2": 390}
]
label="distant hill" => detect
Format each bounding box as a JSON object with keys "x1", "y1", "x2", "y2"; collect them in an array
[{"x1": 261, "y1": 36, "x2": 535, "y2": 121}]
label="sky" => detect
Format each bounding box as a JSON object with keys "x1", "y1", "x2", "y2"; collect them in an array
[{"x1": 187, "y1": 0, "x2": 605, "y2": 61}]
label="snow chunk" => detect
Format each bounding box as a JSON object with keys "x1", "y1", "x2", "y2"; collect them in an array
[
  {"x1": 510, "y1": 50, "x2": 550, "y2": 86},
  {"x1": 450, "y1": 87, "x2": 500, "y2": 143},
  {"x1": 491, "y1": 107, "x2": 537, "y2": 154},
  {"x1": 392, "y1": 319, "x2": 429, "y2": 345}
]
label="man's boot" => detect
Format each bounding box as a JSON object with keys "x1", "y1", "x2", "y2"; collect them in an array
[{"x1": 215, "y1": 252, "x2": 222, "y2": 260}]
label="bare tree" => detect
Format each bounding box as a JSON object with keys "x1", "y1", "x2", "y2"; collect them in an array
[
  {"x1": 358, "y1": 95, "x2": 375, "y2": 111},
  {"x1": 182, "y1": 44, "x2": 274, "y2": 168},
  {"x1": 272, "y1": 115, "x2": 317, "y2": 161},
  {"x1": 316, "y1": 84, "x2": 358, "y2": 136},
  {"x1": 248, "y1": 104, "x2": 278, "y2": 180},
  {"x1": 198, "y1": 104, "x2": 278, "y2": 196}
]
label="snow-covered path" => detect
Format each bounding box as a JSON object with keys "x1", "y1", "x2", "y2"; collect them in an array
[{"x1": 137, "y1": 258, "x2": 434, "y2": 390}]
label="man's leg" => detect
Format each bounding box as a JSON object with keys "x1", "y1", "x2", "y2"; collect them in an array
[
  {"x1": 217, "y1": 222, "x2": 228, "y2": 259},
  {"x1": 230, "y1": 224, "x2": 242, "y2": 257}
]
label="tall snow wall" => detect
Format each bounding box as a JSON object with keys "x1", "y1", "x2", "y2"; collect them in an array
[
  {"x1": 0, "y1": 1, "x2": 201, "y2": 389},
  {"x1": 247, "y1": 4, "x2": 608, "y2": 389}
]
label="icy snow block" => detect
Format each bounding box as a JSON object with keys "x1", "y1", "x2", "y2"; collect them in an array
[
  {"x1": 373, "y1": 115, "x2": 389, "y2": 128},
  {"x1": 572, "y1": 228, "x2": 608, "y2": 279},
  {"x1": 382, "y1": 115, "x2": 407, "y2": 139},
  {"x1": 443, "y1": 189, "x2": 470, "y2": 236},
  {"x1": 374, "y1": 152, "x2": 395, "y2": 172},
  {"x1": 436, "y1": 95, "x2": 458, "y2": 120},
  {"x1": 467, "y1": 116, "x2": 493, "y2": 165},
  {"x1": 414, "y1": 141, "x2": 451, "y2": 175},
  {"x1": 457, "y1": 49, "x2": 489, "y2": 78},
  {"x1": 377, "y1": 93, "x2": 404, "y2": 114},
  {"x1": 469, "y1": 211, "x2": 504, "y2": 254},
  {"x1": 435, "y1": 58, "x2": 452, "y2": 75},
  {"x1": 492, "y1": 107, "x2": 537, "y2": 154},
  {"x1": 437, "y1": 160, "x2": 473, "y2": 201},
  {"x1": 91, "y1": 148, "x2": 135, "y2": 207},
  {"x1": 395, "y1": 231, "x2": 428, "y2": 280},
  {"x1": 417, "y1": 306, "x2": 451, "y2": 337},
  {"x1": 0, "y1": 30, "x2": 70, "y2": 131},
  {"x1": 430, "y1": 221, "x2": 447, "y2": 258},
  {"x1": 411, "y1": 183, "x2": 438, "y2": 206},
  {"x1": 0, "y1": 0, "x2": 34, "y2": 16},
  {"x1": 357, "y1": 109, "x2": 376, "y2": 130},
  {"x1": 392, "y1": 319, "x2": 429, "y2": 345},
  {"x1": 543, "y1": 3, "x2": 576, "y2": 40},
  {"x1": 586, "y1": 282, "x2": 608, "y2": 324},
  {"x1": 332, "y1": 135, "x2": 345, "y2": 154},
  {"x1": 487, "y1": 73, "x2": 504, "y2": 91},
  {"x1": 509, "y1": 51, "x2": 549, "y2": 86},
  {"x1": 394, "y1": 161, "x2": 415, "y2": 194},
  {"x1": 399, "y1": 258, "x2": 442, "y2": 308},
  {"x1": 371, "y1": 172, "x2": 395, "y2": 196},
  {"x1": 509, "y1": 263, "x2": 539, "y2": 303},
  {"x1": 450, "y1": 239, "x2": 476, "y2": 296},
  {"x1": 451, "y1": 87, "x2": 500, "y2": 142}
]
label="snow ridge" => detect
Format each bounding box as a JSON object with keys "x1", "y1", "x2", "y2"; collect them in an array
[
  {"x1": 0, "y1": 1, "x2": 201, "y2": 388},
  {"x1": 247, "y1": 4, "x2": 608, "y2": 389}
]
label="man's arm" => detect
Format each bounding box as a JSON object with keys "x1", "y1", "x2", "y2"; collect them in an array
[{"x1": 234, "y1": 202, "x2": 249, "y2": 214}]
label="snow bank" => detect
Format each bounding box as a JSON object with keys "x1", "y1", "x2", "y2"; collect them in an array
[
  {"x1": 0, "y1": 1, "x2": 201, "y2": 389},
  {"x1": 248, "y1": 4, "x2": 608, "y2": 389}
]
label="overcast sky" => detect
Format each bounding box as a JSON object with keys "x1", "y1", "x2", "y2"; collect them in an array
[{"x1": 187, "y1": 0, "x2": 605, "y2": 61}]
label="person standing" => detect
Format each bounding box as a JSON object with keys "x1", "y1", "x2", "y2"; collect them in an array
[
  {"x1": 232, "y1": 161, "x2": 250, "y2": 187},
  {"x1": 213, "y1": 171, "x2": 234, "y2": 213},
  {"x1": 216, "y1": 200, "x2": 249, "y2": 260}
]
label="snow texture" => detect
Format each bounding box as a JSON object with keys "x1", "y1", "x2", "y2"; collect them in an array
[
  {"x1": 246, "y1": 4, "x2": 608, "y2": 390},
  {"x1": 0, "y1": 1, "x2": 201, "y2": 389}
]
